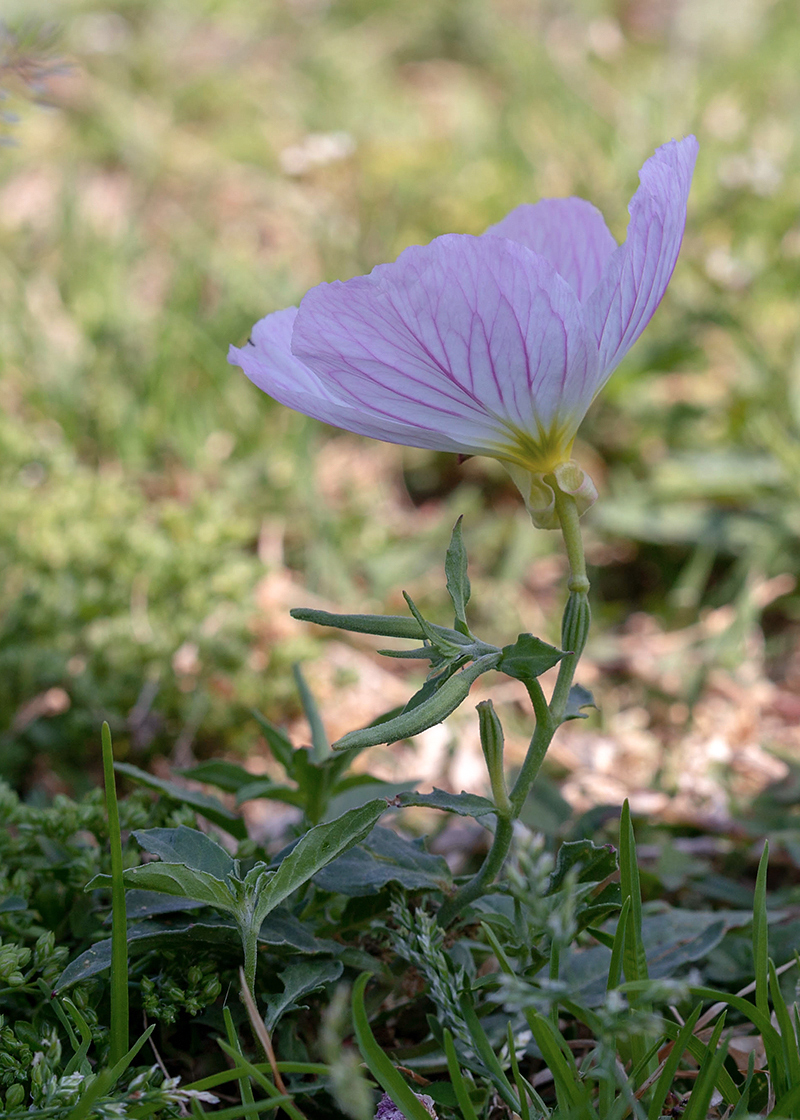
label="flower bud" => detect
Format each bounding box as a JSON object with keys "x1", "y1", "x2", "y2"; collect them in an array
[
  {"x1": 561, "y1": 591, "x2": 591, "y2": 658},
  {"x1": 5, "y1": 1083, "x2": 25, "y2": 1110}
]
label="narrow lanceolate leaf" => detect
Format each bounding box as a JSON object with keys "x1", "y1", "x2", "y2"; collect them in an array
[
  {"x1": 445, "y1": 516, "x2": 471, "y2": 633},
  {"x1": 402, "y1": 591, "x2": 464, "y2": 658},
  {"x1": 291, "y1": 607, "x2": 425, "y2": 639},
  {"x1": 252, "y1": 799, "x2": 387, "y2": 927},
  {"x1": 497, "y1": 633, "x2": 564, "y2": 683},
  {"x1": 443, "y1": 1028, "x2": 480, "y2": 1120},
  {"x1": 647, "y1": 1004, "x2": 702, "y2": 1120},
  {"x1": 101, "y1": 722, "x2": 128, "y2": 1067},
  {"x1": 753, "y1": 840, "x2": 769, "y2": 1021},
  {"x1": 351, "y1": 973, "x2": 437, "y2": 1120},
  {"x1": 290, "y1": 607, "x2": 475, "y2": 651},
  {"x1": 397, "y1": 788, "x2": 497, "y2": 820},
  {"x1": 251, "y1": 711, "x2": 296, "y2": 773},
  {"x1": 293, "y1": 663, "x2": 330, "y2": 762},
  {"x1": 619, "y1": 801, "x2": 648, "y2": 986},
  {"x1": 332, "y1": 656, "x2": 498, "y2": 751}
]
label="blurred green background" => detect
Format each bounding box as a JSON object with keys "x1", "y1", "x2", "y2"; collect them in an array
[{"x1": 1, "y1": 0, "x2": 799, "y2": 795}]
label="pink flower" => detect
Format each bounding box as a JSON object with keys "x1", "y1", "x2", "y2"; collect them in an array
[{"x1": 230, "y1": 137, "x2": 697, "y2": 524}]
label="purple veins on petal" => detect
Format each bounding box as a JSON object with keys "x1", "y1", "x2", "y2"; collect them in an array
[
  {"x1": 484, "y1": 197, "x2": 618, "y2": 303},
  {"x1": 229, "y1": 134, "x2": 697, "y2": 480},
  {"x1": 290, "y1": 233, "x2": 598, "y2": 462},
  {"x1": 586, "y1": 135, "x2": 699, "y2": 383}
]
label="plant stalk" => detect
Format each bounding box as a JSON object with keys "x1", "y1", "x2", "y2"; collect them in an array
[{"x1": 438, "y1": 480, "x2": 591, "y2": 925}]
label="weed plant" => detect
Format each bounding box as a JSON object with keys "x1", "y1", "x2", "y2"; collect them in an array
[{"x1": 3, "y1": 0, "x2": 800, "y2": 1117}]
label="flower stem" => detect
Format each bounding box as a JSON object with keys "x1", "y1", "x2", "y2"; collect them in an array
[
  {"x1": 548, "y1": 482, "x2": 591, "y2": 724},
  {"x1": 437, "y1": 477, "x2": 591, "y2": 926},
  {"x1": 437, "y1": 814, "x2": 514, "y2": 927}
]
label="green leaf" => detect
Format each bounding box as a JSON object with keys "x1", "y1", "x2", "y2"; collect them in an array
[
  {"x1": 657, "y1": 1016, "x2": 740, "y2": 1108},
  {"x1": 177, "y1": 759, "x2": 255, "y2": 793},
  {"x1": 113, "y1": 762, "x2": 246, "y2": 839},
  {"x1": 523, "y1": 1009, "x2": 595, "y2": 1119},
  {"x1": 443, "y1": 1028, "x2": 480, "y2": 1120},
  {"x1": 56, "y1": 909, "x2": 332, "y2": 991},
  {"x1": 66, "y1": 1025, "x2": 155, "y2": 1120},
  {"x1": 563, "y1": 683, "x2": 596, "y2": 720},
  {"x1": 251, "y1": 710, "x2": 296, "y2": 773},
  {"x1": 619, "y1": 801, "x2": 648, "y2": 988},
  {"x1": 445, "y1": 516, "x2": 471, "y2": 633},
  {"x1": 769, "y1": 957, "x2": 800, "y2": 1091},
  {"x1": 332, "y1": 656, "x2": 497, "y2": 751},
  {"x1": 681, "y1": 1015, "x2": 729, "y2": 1120},
  {"x1": 252, "y1": 799, "x2": 387, "y2": 927},
  {"x1": 753, "y1": 840, "x2": 769, "y2": 1021},
  {"x1": 497, "y1": 633, "x2": 564, "y2": 683},
  {"x1": 458, "y1": 992, "x2": 520, "y2": 1111},
  {"x1": 101, "y1": 722, "x2": 128, "y2": 1067},
  {"x1": 291, "y1": 607, "x2": 476, "y2": 653},
  {"x1": 293, "y1": 663, "x2": 330, "y2": 763},
  {"x1": 560, "y1": 908, "x2": 749, "y2": 1008},
  {"x1": 88, "y1": 863, "x2": 237, "y2": 912},
  {"x1": 56, "y1": 918, "x2": 239, "y2": 989},
  {"x1": 0, "y1": 895, "x2": 27, "y2": 913},
  {"x1": 547, "y1": 839, "x2": 617, "y2": 894},
  {"x1": 291, "y1": 607, "x2": 425, "y2": 639},
  {"x1": 397, "y1": 788, "x2": 497, "y2": 820},
  {"x1": 234, "y1": 780, "x2": 305, "y2": 807},
  {"x1": 351, "y1": 972, "x2": 437, "y2": 1120},
  {"x1": 313, "y1": 826, "x2": 452, "y2": 896},
  {"x1": 133, "y1": 825, "x2": 235, "y2": 881},
  {"x1": 647, "y1": 1004, "x2": 703, "y2": 1120},
  {"x1": 264, "y1": 959, "x2": 343, "y2": 1032}
]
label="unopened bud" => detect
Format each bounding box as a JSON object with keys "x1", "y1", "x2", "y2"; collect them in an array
[{"x1": 561, "y1": 591, "x2": 591, "y2": 658}]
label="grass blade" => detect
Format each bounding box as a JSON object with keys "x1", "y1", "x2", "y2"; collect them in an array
[
  {"x1": 681, "y1": 1015, "x2": 729, "y2": 1120},
  {"x1": 524, "y1": 1008, "x2": 596, "y2": 1120},
  {"x1": 647, "y1": 1004, "x2": 702, "y2": 1120},
  {"x1": 293, "y1": 663, "x2": 330, "y2": 763},
  {"x1": 458, "y1": 991, "x2": 520, "y2": 1111},
  {"x1": 101, "y1": 721, "x2": 129, "y2": 1066},
  {"x1": 443, "y1": 1027, "x2": 480, "y2": 1120},
  {"x1": 607, "y1": 895, "x2": 632, "y2": 994},
  {"x1": 66, "y1": 1024, "x2": 155, "y2": 1120},
  {"x1": 351, "y1": 972, "x2": 438, "y2": 1120},
  {"x1": 224, "y1": 1004, "x2": 255, "y2": 1109},
  {"x1": 754, "y1": 841, "x2": 770, "y2": 1022},
  {"x1": 217, "y1": 1041, "x2": 307, "y2": 1120},
  {"x1": 769, "y1": 957, "x2": 799, "y2": 1099}
]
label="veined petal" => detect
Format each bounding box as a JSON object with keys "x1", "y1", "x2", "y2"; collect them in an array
[
  {"x1": 291, "y1": 234, "x2": 599, "y2": 471},
  {"x1": 228, "y1": 307, "x2": 477, "y2": 454},
  {"x1": 484, "y1": 198, "x2": 618, "y2": 303},
  {"x1": 586, "y1": 135, "x2": 698, "y2": 384}
]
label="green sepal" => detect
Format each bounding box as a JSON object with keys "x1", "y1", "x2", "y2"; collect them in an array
[
  {"x1": 497, "y1": 633, "x2": 565, "y2": 683},
  {"x1": 445, "y1": 516, "x2": 471, "y2": 635}
]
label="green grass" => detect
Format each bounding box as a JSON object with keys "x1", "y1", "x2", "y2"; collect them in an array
[{"x1": 1, "y1": 0, "x2": 799, "y2": 795}]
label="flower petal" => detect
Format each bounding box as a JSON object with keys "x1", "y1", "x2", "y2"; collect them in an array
[
  {"x1": 228, "y1": 307, "x2": 476, "y2": 453},
  {"x1": 291, "y1": 234, "x2": 599, "y2": 467},
  {"x1": 586, "y1": 135, "x2": 698, "y2": 383},
  {"x1": 483, "y1": 198, "x2": 618, "y2": 303}
]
